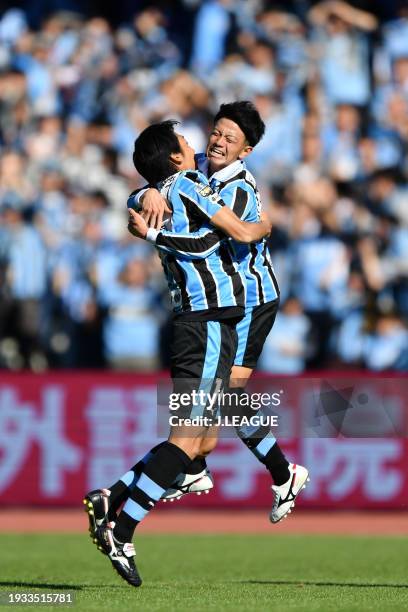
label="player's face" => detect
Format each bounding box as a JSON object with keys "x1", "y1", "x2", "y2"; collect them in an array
[
  {"x1": 206, "y1": 118, "x2": 253, "y2": 172},
  {"x1": 173, "y1": 133, "x2": 196, "y2": 170}
]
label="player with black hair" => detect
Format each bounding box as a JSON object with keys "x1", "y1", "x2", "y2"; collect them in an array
[
  {"x1": 213, "y1": 100, "x2": 266, "y2": 146},
  {"x1": 126, "y1": 102, "x2": 309, "y2": 521},
  {"x1": 85, "y1": 105, "x2": 309, "y2": 566},
  {"x1": 84, "y1": 119, "x2": 271, "y2": 587}
]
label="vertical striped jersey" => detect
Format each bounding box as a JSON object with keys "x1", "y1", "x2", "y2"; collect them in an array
[
  {"x1": 149, "y1": 155, "x2": 279, "y2": 308},
  {"x1": 201, "y1": 155, "x2": 279, "y2": 308},
  {"x1": 129, "y1": 169, "x2": 245, "y2": 320}
]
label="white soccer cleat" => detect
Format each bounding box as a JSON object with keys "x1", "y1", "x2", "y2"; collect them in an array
[
  {"x1": 270, "y1": 463, "x2": 310, "y2": 524},
  {"x1": 162, "y1": 469, "x2": 214, "y2": 502}
]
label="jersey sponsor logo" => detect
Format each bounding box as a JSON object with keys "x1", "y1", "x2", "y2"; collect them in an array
[
  {"x1": 195, "y1": 183, "x2": 222, "y2": 204},
  {"x1": 197, "y1": 184, "x2": 213, "y2": 198}
]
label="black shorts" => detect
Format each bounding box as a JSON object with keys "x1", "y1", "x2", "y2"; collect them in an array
[
  {"x1": 170, "y1": 318, "x2": 237, "y2": 419},
  {"x1": 234, "y1": 299, "x2": 280, "y2": 369}
]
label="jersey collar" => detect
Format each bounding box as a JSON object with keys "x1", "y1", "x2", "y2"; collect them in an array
[{"x1": 208, "y1": 159, "x2": 244, "y2": 182}]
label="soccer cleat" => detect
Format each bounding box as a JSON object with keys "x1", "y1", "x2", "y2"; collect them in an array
[
  {"x1": 83, "y1": 489, "x2": 110, "y2": 553},
  {"x1": 270, "y1": 463, "x2": 310, "y2": 524},
  {"x1": 95, "y1": 522, "x2": 142, "y2": 588},
  {"x1": 162, "y1": 468, "x2": 214, "y2": 502}
]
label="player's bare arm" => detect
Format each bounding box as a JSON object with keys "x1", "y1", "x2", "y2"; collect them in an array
[
  {"x1": 210, "y1": 206, "x2": 271, "y2": 243},
  {"x1": 128, "y1": 198, "x2": 272, "y2": 243},
  {"x1": 128, "y1": 204, "x2": 271, "y2": 244}
]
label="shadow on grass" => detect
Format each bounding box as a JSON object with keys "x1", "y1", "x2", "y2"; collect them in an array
[
  {"x1": 0, "y1": 581, "x2": 138, "y2": 591},
  {"x1": 242, "y1": 580, "x2": 408, "y2": 589},
  {"x1": 0, "y1": 582, "x2": 83, "y2": 590}
]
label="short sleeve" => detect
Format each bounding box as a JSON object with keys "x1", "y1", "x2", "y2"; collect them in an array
[{"x1": 178, "y1": 171, "x2": 225, "y2": 220}]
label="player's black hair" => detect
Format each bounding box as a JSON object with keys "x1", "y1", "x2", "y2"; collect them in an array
[
  {"x1": 132, "y1": 120, "x2": 181, "y2": 184},
  {"x1": 213, "y1": 101, "x2": 265, "y2": 147}
]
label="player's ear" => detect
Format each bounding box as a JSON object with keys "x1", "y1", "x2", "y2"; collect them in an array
[
  {"x1": 169, "y1": 152, "x2": 183, "y2": 168},
  {"x1": 238, "y1": 145, "x2": 253, "y2": 160}
]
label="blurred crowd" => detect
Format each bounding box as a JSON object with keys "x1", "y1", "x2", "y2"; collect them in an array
[{"x1": 0, "y1": 0, "x2": 407, "y2": 373}]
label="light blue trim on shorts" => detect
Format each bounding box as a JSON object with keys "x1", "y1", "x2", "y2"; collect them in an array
[
  {"x1": 234, "y1": 307, "x2": 252, "y2": 366},
  {"x1": 191, "y1": 321, "x2": 221, "y2": 419}
]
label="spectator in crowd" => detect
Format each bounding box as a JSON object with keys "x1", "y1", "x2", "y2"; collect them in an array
[
  {"x1": 363, "y1": 313, "x2": 408, "y2": 371},
  {"x1": 98, "y1": 255, "x2": 160, "y2": 371},
  {"x1": 259, "y1": 297, "x2": 311, "y2": 374},
  {"x1": 335, "y1": 271, "x2": 367, "y2": 366},
  {"x1": 308, "y1": 0, "x2": 377, "y2": 106},
  {"x1": 0, "y1": 0, "x2": 406, "y2": 373},
  {"x1": 0, "y1": 194, "x2": 48, "y2": 369}
]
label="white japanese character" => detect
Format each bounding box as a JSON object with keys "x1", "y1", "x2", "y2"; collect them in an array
[{"x1": 0, "y1": 386, "x2": 82, "y2": 496}]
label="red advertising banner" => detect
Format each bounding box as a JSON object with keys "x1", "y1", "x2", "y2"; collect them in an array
[{"x1": 0, "y1": 372, "x2": 407, "y2": 509}]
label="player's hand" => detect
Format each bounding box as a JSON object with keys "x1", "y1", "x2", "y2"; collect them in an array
[
  {"x1": 141, "y1": 188, "x2": 171, "y2": 230},
  {"x1": 128, "y1": 208, "x2": 148, "y2": 239},
  {"x1": 259, "y1": 211, "x2": 272, "y2": 237}
]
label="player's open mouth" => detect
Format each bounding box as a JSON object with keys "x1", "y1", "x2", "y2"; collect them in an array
[{"x1": 208, "y1": 147, "x2": 224, "y2": 158}]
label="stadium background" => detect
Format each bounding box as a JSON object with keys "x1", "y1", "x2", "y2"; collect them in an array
[{"x1": 0, "y1": 1, "x2": 407, "y2": 610}]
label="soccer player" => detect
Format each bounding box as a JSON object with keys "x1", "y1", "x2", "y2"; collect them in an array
[
  {"x1": 84, "y1": 120, "x2": 271, "y2": 587},
  {"x1": 128, "y1": 102, "x2": 309, "y2": 522}
]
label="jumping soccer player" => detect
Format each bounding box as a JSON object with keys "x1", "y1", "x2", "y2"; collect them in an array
[
  {"x1": 84, "y1": 120, "x2": 271, "y2": 587},
  {"x1": 128, "y1": 102, "x2": 309, "y2": 522},
  {"x1": 85, "y1": 104, "x2": 310, "y2": 563}
]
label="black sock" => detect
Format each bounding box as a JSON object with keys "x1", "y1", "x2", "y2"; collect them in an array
[
  {"x1": 186, "y1": 456, "x2": 207, "y2": 475},
  {"x1": 130, "y1": 442, "x2": 167, "y2": 477},
  {"x1": 107, "y1": 442, "x2": 166, "y2": 520},
  {"x1": 113, "y1": 442, "x2": 191, "y2": 542},
  {"x1": 228, "y1": 386, "x2": 290, "y2": 486},
  {"x1": 239, "y1": 434, "x2": 290, "y2": 486},
  {"x1": 113, "y1": 509, "x2": 135, "y2": 540},
  {"x1": 107, "y1": 481, "x2": 128, "y2": 520},
  {"x1": 263, "y1": 442, "x2": 290, "y2": 486}
]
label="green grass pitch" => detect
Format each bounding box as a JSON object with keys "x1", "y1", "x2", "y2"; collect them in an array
[{"x1": 1, "y1": 533, "x2": 407, "y2": 611}]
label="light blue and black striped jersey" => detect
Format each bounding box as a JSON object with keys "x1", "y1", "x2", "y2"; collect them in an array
[
  {"x1": 204, "y1": 156, "x2": 279, "y2": 308},
  {"x1": 151, "y1": 154, "x2": 279, "y2": 308},
  {"x1": 128, "y1": 169, "x2": 245, "y2": 320}
]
